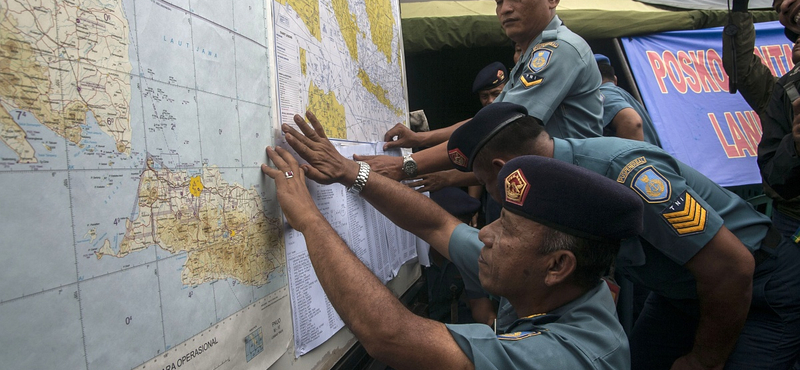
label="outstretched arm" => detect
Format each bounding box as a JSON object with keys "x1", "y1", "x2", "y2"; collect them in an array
[
  {"x1": 282, "y1": 111, "x2": 463, "y2": 259},
  {"x1": 262, "y1": 147, "x2": 471, "y2": 370}
]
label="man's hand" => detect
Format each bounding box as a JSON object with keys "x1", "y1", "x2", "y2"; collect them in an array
[
  {"x1": 671, "y1": 353, "x2": 723, "y2": 370},
  {"x1": 281, "y1": 111, "x2": 359, "y2": 186},
  {"x1": 383, "y1": 123, "x2": 421, "y2": 150},
  {"x1": 353, "y1": 154, "x2": 405, "y2": 180},
  {"x1": 792, "y1": 98, "x2": 800, "y2": 154},
  {"x1": 260, "y1": 146, "x2": 324, "y2": 232},
  {"x1": 406, "y1": 171, "x2": 452, "y2": 193}
]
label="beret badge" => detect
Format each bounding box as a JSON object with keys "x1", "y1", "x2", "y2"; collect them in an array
[
  {"x1": 504, "y1": 169, "x2": 529, "y2": 206},
  {"x1": 448, "y1": 148, "x2": 468, "y2": 169}
]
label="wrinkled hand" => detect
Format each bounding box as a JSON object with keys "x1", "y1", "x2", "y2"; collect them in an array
[
  {"x1": 777, "y1": 0, "x2": 800, "y2": 34},
  {"x1": 353, "y1": 153, "x2": 404, "y2": 181},
  {"x1": 282, "y1": 111, "x2": 359, "y2": 186},
  {"x1": 793, "y1": 98, "x2": 800, "y2": 154},
  {"x1": 670, "y1": 354, "x2": 723, "y2": 370},
  {"x1": 261, "y1": 146, "x2": 324, "y2": 232},
  {"x1": 383, "y1": 123, "x2": 421, "y2": 150},
  {"x1": 406, "y1": 170, "x2": 455, "y2": 193}
]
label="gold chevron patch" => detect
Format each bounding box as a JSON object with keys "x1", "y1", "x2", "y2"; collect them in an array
[{"x1": 661, "y1": 191, "x2": 707, "y2": 235}]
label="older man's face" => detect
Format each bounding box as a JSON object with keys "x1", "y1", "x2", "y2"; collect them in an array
[
  {"x1": 496, "y1": 0, "x2": 558, "y2": 46},
  {"x1": 479, "y1": 84, "x2": 505, "y2": 107}
]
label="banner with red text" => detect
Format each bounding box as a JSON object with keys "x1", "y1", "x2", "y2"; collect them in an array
[{"x1": 622, "y1": 21, "x2": 791, "y2": 187}]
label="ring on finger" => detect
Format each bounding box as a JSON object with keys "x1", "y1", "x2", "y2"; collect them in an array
[{"x1": 284, "y1": 170, "x2": 294, "y2": 179}]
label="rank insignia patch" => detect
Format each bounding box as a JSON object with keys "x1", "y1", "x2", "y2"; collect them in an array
[
  {"x1": 520, "y1": 73, "x2": 543, "y2": 88},
  {"x1": 528, "y1": 49, "x2": 552, "y2": 73},
  {"x1": 662, "y1": 191, "x2": 707, "y2": 235},
  {"x1": 448, "y1": 148, "x2": 468, "y2": 169},
  {"x1": 497, "y1": 331, "x2": 541, "y2": 341},
  {"x1": 630, "y1": 166, "x2": 670, "y2": 203},
  {"x1": 505, "y1": 169, "x2": 530, "y2": 206}
]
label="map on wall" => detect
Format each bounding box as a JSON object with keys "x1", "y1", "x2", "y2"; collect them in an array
[{"x1": 0, "y1": 1, "x2": 291, "y2": 370}]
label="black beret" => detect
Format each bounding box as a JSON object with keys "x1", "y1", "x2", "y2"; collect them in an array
[
  {"x1": 447, "y1": 102, "x2": 527, "y2": 172},
  {"x1": 430, "y1": 186, "x2": 481, "y2": 217},
  {"x1": 594, "y1": 54, "x2": 610, "y2": 65},
  {"x1": 497, "y1": 155, "x2": 643, "y2": 242},
  {"x1": 472, "y1": 62, "x2": 509, "y2": 93}
]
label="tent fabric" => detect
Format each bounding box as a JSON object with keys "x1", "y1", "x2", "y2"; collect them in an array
[{"x1": 400, "y1": 0, "x2": 778, "y2": 53}]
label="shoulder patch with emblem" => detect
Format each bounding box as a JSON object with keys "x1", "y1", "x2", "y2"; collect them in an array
[
  {"x1": 661, "y1": 190, "x2": 707, "y2": 235},
  {"x1": 528, "y1": 49, "x2": 552, "y2": 73},
  {"x1": 630, "y1": 166, "x2": 670, "y2": 203},
  {"x1": 497, "y1": 331, "x2": 542, "y2": 341},
  {"x1": 520, "y1": 72, "x2": 543, "y2": 88}
]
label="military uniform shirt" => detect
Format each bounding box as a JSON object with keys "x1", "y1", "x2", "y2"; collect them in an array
[
  {"x1": 599, "y1": 82, "x2": 663, "y2": 147},
  {"x1": 446, "y1": 224, "x2": 630, "y2": 370},
  {"x1": 553, "y1": 137, "x2": 772, "y2": 300},
  {"x1": 496, "y1": 15, "x2": 603, "y2": 139}
]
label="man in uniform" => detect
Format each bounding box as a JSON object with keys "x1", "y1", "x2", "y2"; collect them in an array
[
  {"x1": 261, "y1": 111, "x2": 642, "y2": 369},
  {"x1": 594, "y1": 54, "x2": 662, "y2": 147},
  {"x1": 474, "y1": 61, "x2": 509, "y2": 107},
  {"x1": 447, "y1": 102, "x2": 800, "y2": 369},
  {"x1": 353, "y1": 0, "x2": 603, "y2": 181}
]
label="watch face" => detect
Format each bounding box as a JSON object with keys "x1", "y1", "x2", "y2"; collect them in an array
[{"x1": 403, "y1": 159, "x2": 417, "y2": 175}]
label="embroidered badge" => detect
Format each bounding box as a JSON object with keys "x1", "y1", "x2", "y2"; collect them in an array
[
  {"x1": 617, "y1": 156, "x2": 647, "y2": 183},
  {"x1": 520, "y1": 73, "x2": 543, "y2": 88},
  {"x1": 448, "y1": 148, "x2": 468, "y2": 169},
  {"x1": 533, "y1": 41, "x2": 559, "y2": 50},
  {"x1": 630, "y1": 166, "x2": 670, "y2": 203},
  {"x1": 528, "y1": 49, "x2": 552, "y2": 73},
  {"x1": 496, "y1": 69, "x2": 505, "y2": 83},
  {"x1": 662, "y1": 190, "x2": 707, "y2": 235},
  {"x1": 505, "y1": 169, "x2": 530, "y2": 206},
  {"x1": 497, "y1": 331, "x2": 541, "y2": 341}
]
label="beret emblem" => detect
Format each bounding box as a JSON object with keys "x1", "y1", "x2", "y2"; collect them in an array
[{"x1": 504, "y1": 169, "x2": 530, "y2": 206}]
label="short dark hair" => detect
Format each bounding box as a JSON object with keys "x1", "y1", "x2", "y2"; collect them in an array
[
  {"x1": 598, "y1": 63, "x2": 616, "y2": 82},
  {"x1": 474, "y1": 116, "x2": 545, "y2": 165},
  {"x1": 541, "y1": 229, "x2": 620, "y2": 290}
]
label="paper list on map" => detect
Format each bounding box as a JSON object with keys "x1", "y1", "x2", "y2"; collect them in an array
[
  {"x1": 285, "y1": 141, "x2": 419, "y2": 357},
  {"x1": 274, "y1": 30, "x2": 303, "y2": 126}
]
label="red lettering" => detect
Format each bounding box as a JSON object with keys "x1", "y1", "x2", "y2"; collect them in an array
[
  {"x1": 783, "y1": 44, "x2": 795, "y2": 71},
  {"x1": 724, "y1": 112, "x2": 753, "y2": 157},
  {"x1": 764, "y1": 45, "x2": 788, "y2": 75},
  {"x1": 707, "y1": 49, "x2": 728, "y2": 92},
  {"x1": 664, "y1": 51, "x2": 688, "y2": 94},
  {"x1": 689, "y1": 51, "x2": 721, "y2": 92},
  {"x1": 709, "y1": 113, "x2": 741, "y2": 158},
  {"x1": 647, "y1": 51, "x2": 668, "y2": 93},
  {"x1": 738, "y1": 111, "x2": 762, "y2": 153},
  {"x1": 677, "y1": 50, "x2": 702, "y2": 93},
  {"x1": 759, "y1": 45, "x2": 779, "y2": 76}
]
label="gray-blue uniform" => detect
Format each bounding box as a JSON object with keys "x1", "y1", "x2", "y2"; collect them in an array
[
  {"x1": 446, "y1": 224, "x2": 631, "y2": 370},
  {"x1": 599, "y1": 82, "x2": 663, "y2": 147},
  {"x1": 551, "y1": 136, "x2": 800, "y2": 369},
  {"x1": 496, "y1": 15, "x2": 603, "y2": 139}
]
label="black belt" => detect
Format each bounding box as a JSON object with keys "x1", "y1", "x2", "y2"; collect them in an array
[{"x1": 754, "y1": 226, "x2": 783, "y2": 266}]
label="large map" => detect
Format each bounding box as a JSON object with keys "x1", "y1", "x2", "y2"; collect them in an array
[{"x1": 0, "y1": 1, "x2": 291, "y2": 369}]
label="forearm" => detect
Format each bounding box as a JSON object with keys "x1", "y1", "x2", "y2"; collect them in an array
[
  {"x1": 722, "y1": 11, "x2": 775, "y2": 114},
  {"x1": 413, "y1": 141, "x2": 460, "y2": 176},
  {"x1": 446, "y1": 170, "x2": 480, "y2": 187},
  {"x1": 360, "y1": 169, "x2": 462, "y2": 259},
  {"x1": 417, "y1": 119, "x2": 469, "y2": 148}
]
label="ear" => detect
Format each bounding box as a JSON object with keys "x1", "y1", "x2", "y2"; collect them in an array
[
  {"x1": 614, "y1": 76, "x2": 618, "y2": 85},
  {"x1": 549, "y1": 0, "x2": 561, "y2": 10},
  {"x1": 491, "y1": 158, "x2": 507, "y2": 170},
  {"x1": 544, "y1": 251, "x2": 576, "y2": 286}
]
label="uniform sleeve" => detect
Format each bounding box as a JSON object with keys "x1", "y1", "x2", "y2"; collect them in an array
[
  {"x1": 448, "y1": 223, "x2": 486, "y2": 299},
  {"x1": 611, "y1": 149, "x2": 725, "y2": 265},
  {"x1": 511, "y1": 43, "x2": 587, "y2": 123},
  {"x1": 600, "y1": 87, "x2": 630, "y2": 127},
  {"x1": 759, "y1": 82, "x2": 800, "y2": 200},
  {"x1": 445, "y1": 323, "x2": 587, "y2": 370},
  {"x1": 721, "y1": 11, "x2": 777, "y2": 115}
]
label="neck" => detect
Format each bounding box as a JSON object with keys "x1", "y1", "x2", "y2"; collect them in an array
[
  {"x1": 515, "y1": 13, "x2": 557, "y2": 58},
  {"x1": 508, "y1": 284, "x2": 587, "y2": 318}
]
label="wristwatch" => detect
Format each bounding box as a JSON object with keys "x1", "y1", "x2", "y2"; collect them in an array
[
  {"x1": 402, "y1": 154, "x2": 418, "y2": 177},
  {"x1": 347, "y1": 161, "x2": 370, "y2": 194}
]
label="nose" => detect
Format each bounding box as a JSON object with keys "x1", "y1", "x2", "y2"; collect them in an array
[{"x1": 478, "y1": 221, "x2": 498, "y2": 249}]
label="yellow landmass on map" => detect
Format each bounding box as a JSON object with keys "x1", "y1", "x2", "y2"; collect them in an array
[
  {"x1": 0, "y1": 0, "x2": 133, "y2": 163},
  {"x1": 331, "y1": 0, "x2": 360, "y2": 61},
  {"x1": 364, "y1": 0, "x2": 394, "y2": 63},
  {"x1": 96, "y1": 157, "x2": 286, "y2": 287},
  {"x1": 299, "y1": 47, "x2": 307, "y2": 76},
  {"x1": 277, "y1": 0, "x2": 321, "y2": 42},
  {"x1": 307, "y1": 82, "x2": 346, "y2": 139},
  {"x1": 357, "y1": 69, "x2": 403, "y2": 117}
]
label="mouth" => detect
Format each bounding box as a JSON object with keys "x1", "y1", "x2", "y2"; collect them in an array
[
  {"x1": 478, "y1": 253, "x2": 487, "y2": 265},
  {"x1": 502, "y1": 18, "x2": 518, "y2": 28}
]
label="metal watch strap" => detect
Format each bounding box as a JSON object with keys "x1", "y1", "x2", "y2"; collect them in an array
[{"x1": 347, "y1": 161, "x2": 370, "y2": 194}]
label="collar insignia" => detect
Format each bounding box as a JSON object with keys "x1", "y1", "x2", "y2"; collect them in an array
[{"x1": 505, "y1": 169, "x2": 530, "y2": 206}]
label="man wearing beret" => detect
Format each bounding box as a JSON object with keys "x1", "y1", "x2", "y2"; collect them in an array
[
  {"x1": 594, "y1": 54, "x2": 662, "y2": 147},
  {"x1": 354, "y1": 0, "x2": 603, "y2": 181},
  {"x1": 474, "y1": 61, "x2": 509, "y2": 107},
  {"x1": 447, "y1": 101, "x2": 800, "y2": 369},
  {"x1": 261, "y1": 111, "x2": 642, "y2": 369}
]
